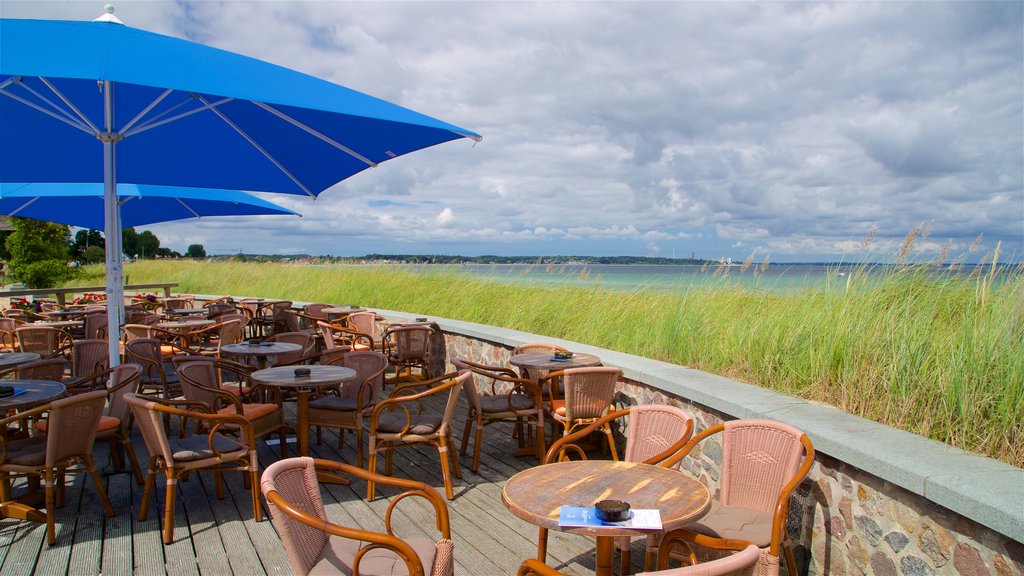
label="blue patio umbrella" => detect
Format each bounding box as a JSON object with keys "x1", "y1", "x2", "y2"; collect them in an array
[
  {"x1": 0, "y1": 10, "x2": 480, "y2": 363},
  {"x1": 1, "y1": 183, "x2": 299, "y2": 229}
]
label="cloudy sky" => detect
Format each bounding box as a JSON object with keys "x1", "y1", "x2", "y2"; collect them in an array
[{"x1": 3, "y1": 1, "x2": 1022, "y2": 262}]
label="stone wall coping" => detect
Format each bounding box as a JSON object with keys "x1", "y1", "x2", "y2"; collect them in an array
[
  {"x1": 194, "y1": 296, "x2": 1023, "y2": 543},
  {"x1": 375, "y1": 309, "x2": 1024, "y2": 543}
]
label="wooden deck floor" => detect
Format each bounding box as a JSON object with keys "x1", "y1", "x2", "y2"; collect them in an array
[{"x1": 0, "y1": 392, "x2": 633, "y2": 575}]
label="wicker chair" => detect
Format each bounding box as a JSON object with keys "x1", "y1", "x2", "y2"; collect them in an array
[
  {"x1": 0, "y1": 390, "x2": 116, "y2": 545},
  {"x1": 656, "y1": 420, "x2": 816, "y2": 576},
  {"x1": 175, "y1": 358, "x2": 289, "y2": 457},
  {"x1": 510, "y1": 342, "x2": 569, "y2": 383},
  {"x1": 382, "y1": 324, "x2": 432, "y2": 383},
  {"x1": 267, "y1": 331, "x2": 316, "y2": 365},
  {"x1": 307, "y1": 350, "x2": 388, "y2": 467},
  {"x1": 366, "y1": 371, "x2": 468, "y2": 501},
  {"x1": 535, "y1": 405, "x2": 696, "y2": 572},
  {"x1": 0, "y1": 317, "x2": 19, "y2": 352},
  {"x1": 317, "y1": 320, "x2": 373, "y2": 351},
  {"x1": 450, "y1": 358, "x2": 546, "y2": 472},
  {"x1": 261, "y1": 457, "x2": 455, "y2": 576},
  {"x1": 346, "y1": 311, "x2": 383, "y2": 349},
  {"x1": 68, "y1": 338, "x2": 110, "y2": 379},
  {"x1": 124, "y1": 338, "x2": 184, "y2": 400},
  {"x1": 15, "y1": 325, "x2": 72, "y2": 357},
  {"x1": 126, "y1": 392, "x2": 262, "y2": 544},
  {"x1": 543, "y1": 366, "x2": 621, "y2": 456},
  {"x1": 0, "y1": 357, "x2": 68, "y2": 381},
  {"x1": 82, "y1": 311, "x2": 108, "y2": 340},
  {"x1": 517, "y1": 543, "x2": 761, "y2": 576}
]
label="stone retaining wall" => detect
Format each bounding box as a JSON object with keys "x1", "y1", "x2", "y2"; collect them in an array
[{"x1": 425, "y1": 314, "x2": 1024, "y2": 576}]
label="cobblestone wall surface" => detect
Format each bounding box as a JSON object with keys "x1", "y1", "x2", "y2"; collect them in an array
[{"x1": 444, "y1": 331, "x2": 1024, "y2": 576}]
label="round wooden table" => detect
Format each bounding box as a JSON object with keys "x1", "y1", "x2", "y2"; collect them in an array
[
  {"x1": 31, "y1": 320, "x2": 82, "y2": 330},
  {"x1": 250, "y1": 365, "x2": 356, "y2": 458},
  {"x1": 221, "y1": 341, "x2": 303, "y2": 370},
  {"x1": 0, "y1": 352, "x2": 41, "y2": 371},
  {"x1": 509, "y1": 351, "x2": 602, "y2": 373},
  {"x1": 44, "y1": 309, "x2": 90, "y2": 319},
  {"x1": 502, "y1": 460, "x2": 710, "y2": 576},
  {"x1": 0, "y1": 379, "x2": 66, "y2": 522},
  {"x1": 162, "y1": 308, "x2": 207, "y2": 318}
]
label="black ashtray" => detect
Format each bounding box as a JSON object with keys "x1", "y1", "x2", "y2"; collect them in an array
[
  {"x1": 248, "y1": 338, "x2": 262, "y2": 345},
  {"x1": 0, "y1": 385, "x2": 13, "y2": 398},
  {"x1": 415, "y1": 317, "x2": 429, "y2": 322},
  {"x1": 553, "y1": 350, "x2": 574, "y2": 360},
  {"x1": 294, "y1": 368, "x2": 311, "y2": 377},
  {"x1": 595, "y1": 500, "x2": 631, "y2": 522}
]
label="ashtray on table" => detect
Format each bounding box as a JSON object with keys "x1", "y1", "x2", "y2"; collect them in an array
[
  {"x1": 595, "y1": 499, "x2": 631, "y2": 522},
  {"x1": 294, "y1": 368, "x2": 311, "y2": 377}
]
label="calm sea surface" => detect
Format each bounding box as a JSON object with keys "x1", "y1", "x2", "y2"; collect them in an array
[{"x1": 406, "y1": 263, "x2": 852, "y2": 293}]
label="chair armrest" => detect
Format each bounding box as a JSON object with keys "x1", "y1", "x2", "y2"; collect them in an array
[
  {"x1": 518, "y1": 559, "x2": 566, "y2": 576},
  {"x1": 544, "y1": 408, "x2": 630, "y2": 463},
  {"x1": 769, "y1": 434, "x2": 815, "y2": 555}
]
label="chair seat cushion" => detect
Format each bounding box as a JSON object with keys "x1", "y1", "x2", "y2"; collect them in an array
[
  {"x1": 685, "y1": 500, "x2": 774, "y2": 547},
  {"x1": 35, "y1": 415, "x2": 119, "y2": 434},
  {"x1": 0, "y1": 436, "x2": 47, "y2": 467},
  {"x1": 308, "y1": 395, "x2": 360, "y2": 412},
  {"x1": 217, "y1": 403, "x2": 278, "y2": 421},
  {"x1": 548, "y1": 399, "x2": 567, "y2": 416},
  {"x1": 170, "y1": 433, "x2": 245, "y2": 462},
  {"x1": 221, "y1": 383, "x2": 252, "y2": 398},
  {"x1": 311, "y1": 535, "x2": 439, "y2": 576},
  {"x1": 376, "y1": 413, "x2": 442, "y2": 435},
  {"x1": 479, "y1": 393, "x2": 535, "y2": 414}
]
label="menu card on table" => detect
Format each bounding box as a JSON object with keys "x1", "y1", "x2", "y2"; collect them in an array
[{"x1": 558, "y1": 506, "x2": 662, "y2": 530}]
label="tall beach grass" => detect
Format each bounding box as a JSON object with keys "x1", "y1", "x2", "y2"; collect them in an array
[{"x1": 86, "y1": 255, "x2": 1022, "y2": 466}]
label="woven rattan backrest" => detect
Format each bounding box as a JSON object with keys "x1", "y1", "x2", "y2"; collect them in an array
[
  {"x1": 124, "y1": 338, "x2": 166, "y2": 383},
  {"x1": 720, "y1": 419, "x2": 806, "y2": 512},
  {"x1": 107, "y1": 363, "x2": 143, "y2": 422},
  {"x1": 163, "y1": 297, "x2": 190, "y2": 310},
  {"x1": 123, "y1": 324, "x2": 154, "y2": 341},
  {"x1": 45, "y1": 389, "x2": 107, "y2": 466},
  {"x1": 341, "y1": 350, "x2": 387, "y2": 407},
  {"x1": 218, "y1": 319, "x2": 244, "y2": 346},
  {"x1": 280, "y1": 310, "x2": 302, "y2": 332},
  {"x1": 390, "y1": 325, "x2": 431, "y2": 362},
  {"x1": 561, "y1": 367, "x2": 620, "y2": 421},
  {"x1": 511, "y1": 342, "x2": 563, "y2": 356},
  {"x1": 269, "y1": 331, "x2": 315, "y2": 364},
  {"x1": 316, "y1": 321, "x2": 340, "y2": 350},
  {"x1": 125, "y1": 393, "x2": 173, "y2": 462},
  {"x1": 449, "y1": 359, "x2": 481, "y2": 410},
  {"x1": 260, "y1": 457, "x2": 329, "y2": 575},
  {"x1": 3, "y1": 309, "x2": 25, "y2": 319},
  {"x1": 72, "y1": 339, "x2": 109, "y2": 377},
  {"x1": 15, "y1": 326, "x2": 59, "y2": 354},
  {"x1": 623, "y1": 404, "x2": 693, "y2": 466},
  {"x1": 0, "y1": 317, "x2": 17, "y2": 331},
  {"x1": 17, "y1": 358, "x2": 67, "y2": 380},
  {"x1": 176, "y1": 360, "x2": 223, "y2": 408},
  {"x1": 83, "y1": 312, "x2": 108, "y2": 339},
  {"x1": 302, "y1": 303, "x2": 329, "y2": 320},
  {"x1": 346, "y1": 312, "x2": 379, "y2": 339}
]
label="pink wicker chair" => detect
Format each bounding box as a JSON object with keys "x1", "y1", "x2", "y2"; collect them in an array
[
  {"x1": 366, "y1": 371, "x2": 468, "y2": 501},
  {"x1": 346, "y1": 311, "x2": 384, "y2": 348},
  {"x1": 307, "y1": 350, "x2": 388, "y2": 467},
  {"x1": 657, "y1": 420, "x2": 816, "y2": 576},
  {"x1": 261, "y1": 457, "x2": 455, "y2": 576},
  {"x1": 15, "y1": 325, "x2": 71, "y2": 357},
  {"x1": 451, "y1": 358, "x2": 546, "y2": 472},
  {"x1": 543, "y1": 366, "x2": 621, "y2": 457},
  {"x1": 68, "y1": 338, "x2": 110, "y2": 380},
  {"x1": 0, "y1": 390, "x2": 116, "y2": 545},
  {"x1": 125, "y1": 392, "x2": 262, "y2": 544},
  {"x1": 536, "y1": 405, "x2": 695, "y2": 572},
  {"x1": 510, "y1": 342, "x2": 569, "y2": 383},
  {"x1": 517, "y1": 544, "x2": 761, "y2": 576},
  {"x1": 82, "y1": 311, "x2": 108, "y2": 339}
]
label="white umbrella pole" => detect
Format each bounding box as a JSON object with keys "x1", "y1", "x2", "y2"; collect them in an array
[{"x1": 102, "y1": 80, "x2": 124, "y2": 367}]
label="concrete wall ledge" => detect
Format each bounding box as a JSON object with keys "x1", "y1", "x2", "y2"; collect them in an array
[
  {"x1": 196, "y1": 296, "x2": 1024, "y2": 543},
  {"x1": 381, "y1": 309, "x2": 1024, "y2": 544}
]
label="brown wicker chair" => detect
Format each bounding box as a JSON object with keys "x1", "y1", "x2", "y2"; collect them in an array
[
  {"x1": 261, "y1": 457, "x2": 455, "y2": 576},
  {"x1": 346, "y1": 311, "x2": 384, "y2": 349},
  {"x1": 267, "y1": 331, "x2": 316, "y2": 365},
  {"x1": 517, "y1": 543, "x2": 761, "y2": 576},
  {"x1": 125, "y1": 392, "x2": 262, "y2": 544},
  {"x1": 175, "y1": 358, "x2": 289, "y2": 457},
  {"x1": 124, "y1": 337, "x2": 185, "y2": 401},
  {"x1": 82, "y1": 311, "x2": 108, "y2": 340},
  {"x1": 510, "y1": 342, "x2": 569, "y2": 383},
  {"x1": 0, "y1": 390, "x2": 116, "y2": 545},
  {"x1": 366, "y1": 371, "x2": 468, "y2": 501},
  {"x1": 450, "y1": 358, "x2": 546, "y2": 472},
  {"x1": 307, "y1": 350, "x2": 388, "y2": 467},
  {"x1": 68, "y1": 338, "x2": 110, "y2": 380},
  {"x1": 0, "y1": 357, "x2": 68, "y2": 381},
  {"x1": 15, "y1": 325, "x2": 72, "y2": 357},
  {"x1": 0, "y1": 317, "x2": 19, "y2": 352},
  {"x1": 543, "y1": 366, "x2": 621, "y2": 456},
  {"x1": 382, "y1": 324, "x2": 432, "y2": 383},
  {"x1": 656, "y1": 420, "x2": 815, "y2": 576}
]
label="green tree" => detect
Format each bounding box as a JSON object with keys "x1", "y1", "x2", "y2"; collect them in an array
[
  {"x1": 186, "y1": 244, "x2": 206, "y2": 259},
  {"x1": 122, "y1": 227, "x2": 139, "y2": 259},
  {"x1": 4, "y1": 218, "x2": 77, "y2": 288},
  {"x1": 81, "y1": 245, "x2": 106, "y2": 264},
  {"x1": 70, "y1": 229, "x2": 104, "y2": 260},
  {"x1": 137, "y1": 230, "x2": 160, "y2": 259}
]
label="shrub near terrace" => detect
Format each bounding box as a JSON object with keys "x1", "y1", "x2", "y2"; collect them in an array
[{"x1": 93, "y1": 255, "x2": 1023, "y2": 466}]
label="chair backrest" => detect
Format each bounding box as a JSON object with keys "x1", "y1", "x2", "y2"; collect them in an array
[
  {"x1": 0, "y1": 317, "x2": 17, "y2": 331},
  {"x1": 44, "y1": 389, "x2": 108, "y2": 466},
  {"x1": 623, "y1": 405, "x2": 694, "y2": 466},
  {"x1": 38, "y1": 301, "x2": 61, "y2": 313},
  {"x1": 3, "y1": 308, "x2": 26, "y2": 319},
  {"x1": 123, "y1": 323, "x2": 154, "y2": 341},
  {"x1": 720, "y1": 419, "x2": 809, "y2": 513},
  {"x1": 511, "y1": 342, "x2": 566, "y2": 356},
  {"x1": 449, "y1": 358, "x2": 481, "y2": 409},
  {"x1": 346, "y1": 312, "x2": 379, "y2": 339},
  {"x1": 72, "y1": 339, "x2": 110, "y2": 377},
  {"x1": 217, "y1": 319, "x2": 245, "y2": 346},
  {"x1": 386, "y1": 325, "x2": 432, "y2": 362},
  {"x1": 316, "y1": 321, "x2": 341, "y2": 350},
  {"x1": 560, "y1": 367, "x2": 620, "y2": 421},
  {"x1": 269, "y1": 331, "x2": 315, "y2": 364},
  {"x1": 439, "y1": 372, "x2": 470, "y2": 435},
  {"x1": 341, "y1": 350, "x2": 388, "y2": 408},
  {"x1": 163, "y1": 296, "x2": 192, "y2": 309},
  {"x1": 260, "y1": 457, "x2": 330, "y2": 575},
  {"x1": 83, "y1": 312, "x2": 108, "y2": 339},
  {"x1": 124, "y1": 338, "x2": 167, "y2": 384},
  {"x1": 279, "y1": 309, "x2": 302, "y2": 332},
  {"x1": 176, "y1": 360, "x2": 224, "y2": 408},
  {"x1": 15, "y1": 326, "x2": 62, "y2": 355},
  {"x1": 0, "y1": 317, "x2": 17, "y2": 350},
  {"x1": 205, "y1": 302, "x2": 237, "y2": 319},
  {"x1": 302, "y1": 303, "x2": 330, "y2": 320},
  {"x1": 106, "y1": 363, "x2": 143, "y2": 423},
  {"x1": 16, "y1": 357, "x2": 67, "y2": 380},
  {"x1": 124, "y1": 393, "x2": 174, "y2": 463}
]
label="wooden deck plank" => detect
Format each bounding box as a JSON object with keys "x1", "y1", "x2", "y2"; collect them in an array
[
  {"x1": 101, "y1": 471, "x2": 139, "y2": 576},
  {"x1": 33, "y1": 468, "x2": 87, "y2": 576},
  {"x1": 174, "y1": 470, "x2": 232, "y2": 575}
]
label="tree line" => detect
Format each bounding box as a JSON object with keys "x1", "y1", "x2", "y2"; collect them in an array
[{"x1": 0, "y1": 218, "x2": 206, "y2": 288}]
